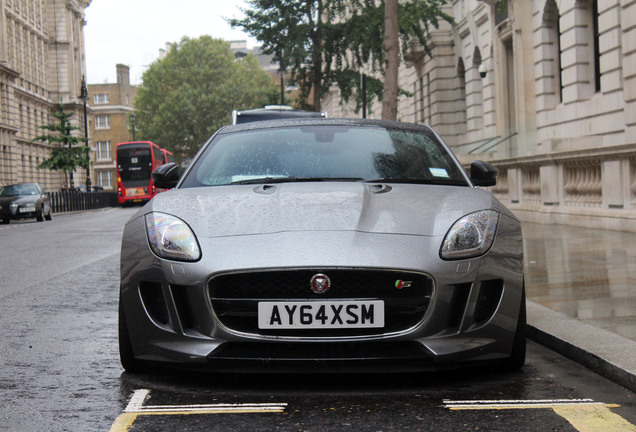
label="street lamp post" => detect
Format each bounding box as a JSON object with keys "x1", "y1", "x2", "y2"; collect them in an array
[
  {"x1": 80, "y1": 76, "x2": 91, "y2": 192},
  {"x1": 361, "y1": 73, "x2": 367, "y2": 119},
  {"x1": 278, "y1": 50, "x2": 286, "y2": 106},
  {"x1": 130, "y1": 112, "x2": 136, "y2": 141}
]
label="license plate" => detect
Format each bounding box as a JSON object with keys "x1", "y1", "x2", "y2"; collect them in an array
[
  {"x1": 19, "y1": 206, "x2": 35, "y2": 213},
  {"x1": 126, "y1": 188, "x2": 142, "y2": 196},
  {"x1": 258, "y1": 300, "x2": 384, "y2": 329}
]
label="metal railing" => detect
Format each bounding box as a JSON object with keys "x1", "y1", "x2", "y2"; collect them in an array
[
  {"x1": 455, "y1": 136, "x2": 500, "y2": 154},
  {"x1": 47, "y1": 191, "x2": 118, "y2": 214},
  {"x1": 468, "y1": 132, "x2": 518, "y2": 154}
]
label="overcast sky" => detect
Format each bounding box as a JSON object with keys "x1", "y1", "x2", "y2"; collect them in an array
[{"x1": 84, "y1": 0, "x2": 256, "y2": 85}]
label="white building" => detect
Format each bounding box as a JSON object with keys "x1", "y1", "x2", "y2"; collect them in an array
[
  {"x1": 0, "y1": 0, "x2": 91, "y2": 190},
  {"x1": 323, "y1": 0, "x2": 636, "y2": 232}
]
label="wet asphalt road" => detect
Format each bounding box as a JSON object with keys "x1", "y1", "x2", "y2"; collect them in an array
[{"x1": 0, "y1": 208, "x2": 635, "y2": 431}]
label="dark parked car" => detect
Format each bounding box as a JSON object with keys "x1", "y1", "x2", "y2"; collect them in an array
[
  {"x1": 0, "y1": 182, "x2": 52, "y2": 223},
  {"x1": 232, "y1": 105, "x2": 327, "y2": 124},
  {"x1": 119, "y1": 119, "x2": 525, "y2": 374},
  {"x1": 74, "y1": 185, "x2": 104, "y2": 193}
]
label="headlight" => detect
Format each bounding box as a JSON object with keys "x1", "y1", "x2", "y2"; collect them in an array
[
  {"x1": 440, "y1": 210, "x2": 499, "y2": 260},
  {"x1": 144, "y1": 212, "x2": 201, "y2": 262}
]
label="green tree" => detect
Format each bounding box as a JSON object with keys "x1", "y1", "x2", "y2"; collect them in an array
[
  {"x1": 229, "y1": 0, "x2": 452, "y2": 114},
  {"x1": 34, "y1": 104, "x2": 89, "y2": 190},
  {"x1": 229, "y1": 1, "x2": 326, "y2": 111},
  {"x1": 327, "y1": 0, "x2": 453, "y2": 115},
  {"x1": 134, "y1": 36, "x2": 277, "y2": 162}
]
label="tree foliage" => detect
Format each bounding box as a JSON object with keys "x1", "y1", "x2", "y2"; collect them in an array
[
  {"x1": 229, "y1": 1, "x2": 326, "y2": 111},
  {"x1": 229, "y1": 0, "x2": 453, "y2": 113},
  {"x1": 34, "y1": 104, "x2": 89, "y2": 189},
  {"x1": 134, "y1": 36, "x2": 278, "y2": 161}
]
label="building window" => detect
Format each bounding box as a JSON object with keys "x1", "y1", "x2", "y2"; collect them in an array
[
  {"x1": 470, "y1": 47, "x2": 485, "y2": 132},
  {"x1": 592, "y1": 0, "x2": 601, "y2": 93},
  {"x1": 457, "y1": 58, "x2": 467, "y2": 130},
  {"x1": 421, "y1": 73, "x2": 431, "y2": 125},
  {"x1": 96, "y1": 141, "x2": 111, "y2": 161},
  {"x1": 542, "y1": 0, "x2": 562, "y2": 105},
  {"x1": 95, "y1": 115, "x2": 110, "y2": 129},
  {"x1": 97, "y1": 170, "x2": 112, "y2": 188},
  {"x1": 93, "y1": 94, "x2": 109, "y2": 104}
]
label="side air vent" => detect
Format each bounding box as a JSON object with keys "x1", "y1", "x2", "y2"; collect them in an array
[
  {"x1": 139, "y1": 281, "x2": 169, "y2": 325},
  {"x1": 447, "y1": 283, "x2": 472, "y2": 329},
  {"x1": 474, "y1": 279, "x2": 504, "y2": 324},
  {"x1": 170, "y1": 285, "x2": 199, "y2": 333}
]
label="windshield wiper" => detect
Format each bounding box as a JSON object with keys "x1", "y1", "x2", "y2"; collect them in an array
[
  {"x1": 364, "y1": 178, "x2": 468, "y2": 186},
  {"x1": 230, "y1": 177, "x2": 364, "y2": 185}
]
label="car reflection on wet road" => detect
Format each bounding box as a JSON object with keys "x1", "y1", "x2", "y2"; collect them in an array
[{"x1": 523, "y1": 222, "x2": 636, "y2": 341}]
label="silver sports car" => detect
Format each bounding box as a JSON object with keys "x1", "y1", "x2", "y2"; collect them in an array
[{"x1": 119, "y1": 119, "x2": 525, "y2": 373}]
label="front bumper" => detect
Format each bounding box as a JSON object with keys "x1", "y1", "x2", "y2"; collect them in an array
[
  {"x1": 120, "y1": 213, "x2": 524, "y2": 371},
  {"x1": 0, "y1": 206, "x2": 37, "y2": 220}
]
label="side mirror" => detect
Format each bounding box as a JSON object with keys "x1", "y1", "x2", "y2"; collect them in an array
[
  {"x1": 470, "y1": 160, "x2": 498, "y2": 187},
  {"x1": 152, "y1": 163, "x2": 181, "y2": 189}
]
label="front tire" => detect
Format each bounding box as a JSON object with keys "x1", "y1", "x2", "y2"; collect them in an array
[
  {"x1": 502, "y1": 285, "x2": 527, "y2": 371},
  {"x1": 119, "y1": 301, "x2": 149, "y2": 373},
  {"x1": 36, "y1": 206, "x2": 44, "y2": 222}
]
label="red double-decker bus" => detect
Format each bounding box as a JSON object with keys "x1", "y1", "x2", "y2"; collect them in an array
[
  {"x1": 161, "y1": 148, "x2": 174, "y2": 164},
  {"x1": 116, "y1": 141, "x2": 165, "y2": 205}
]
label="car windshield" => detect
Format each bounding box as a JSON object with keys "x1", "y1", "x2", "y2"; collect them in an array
[
  {"x1": 0, "y1": 184, "x2": 39, "y2": 197},
  {"x1": 180, "y1": 125, "x2": 468, "y2": 187}
]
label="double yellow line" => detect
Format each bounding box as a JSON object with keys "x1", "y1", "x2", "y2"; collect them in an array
[
  {"x1": 444, "y1": 399, "x2": 636, "y2": 432},
  {"x1": 111, "y1": 391, "x2": 636, "y2": 432},
  {"x1": 110, "y1": 389, "x2": 288, "y2": 432}
]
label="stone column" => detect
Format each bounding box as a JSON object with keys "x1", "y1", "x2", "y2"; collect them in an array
[{"x1": 623, "y1": 0, "x2": 636, "y2": 144}]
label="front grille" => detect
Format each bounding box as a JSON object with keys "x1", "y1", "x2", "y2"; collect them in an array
[
  {"x1": 208, "y1": 341, "x2": 434, "y2": 360},
  {"x1": 209, "y1": 269, "x2": 434, "y2": 337}
]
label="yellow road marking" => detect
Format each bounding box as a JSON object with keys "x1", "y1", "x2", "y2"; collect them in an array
[
  {"x1": 109, "y1": 389, "x2": 287, "y2": 432},
  {"x1": 112, "y1": 393, "x2": 636, "y2": 432},
  {"x1": 445, "y1": 399, "x2": 636, "y2": 432},
  {"x1": 553, "y1": 405, "x2": 636, "y2": 432},
  {"x1": 109, "y1": 413, "x2": 138, "y2": 432}
]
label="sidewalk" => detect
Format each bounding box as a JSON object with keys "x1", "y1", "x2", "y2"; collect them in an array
[{"x1": 522, "y1": 222, "x2": 636, "y2": 392}]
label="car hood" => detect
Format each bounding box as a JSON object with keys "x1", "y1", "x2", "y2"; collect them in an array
[{"x1": 144, "y1": 182, "x2": 512, "y2": 238}]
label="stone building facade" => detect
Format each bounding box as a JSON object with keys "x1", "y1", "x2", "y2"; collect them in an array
[
  {"x1": 322, "y1": 0, "x2": 636, "y2": 232},
  {"x1": 87, "y1": 64, "x2": 137, "y2": 191},
  {"x1": 0, "y1": 0, "x2": 91, "y2": 191}
]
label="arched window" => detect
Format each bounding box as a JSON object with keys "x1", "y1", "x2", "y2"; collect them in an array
[
  {"x1": 473, "y1": 47, "x2": 482, "y2": 73},
  {"x1": 543, "y1": 0, "x2": 562, "y2": 104},
  {"x1": 468, "y1": 47, "x2": 484, "y2": 131},
  {"x1": 457, "y1": 58, "x2": 467, "y2": 132},
  {"x1": 591, "y1": 0, "x2": 601, "y2": 93},
  {"x1": 557, "y1": 0, "x2": 601, "y2": 101},
  {"x1": 458, "y1": 58, "x2": 466, "y2": 103}
]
